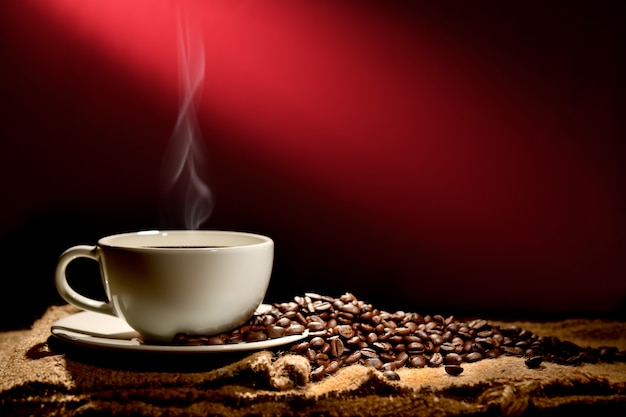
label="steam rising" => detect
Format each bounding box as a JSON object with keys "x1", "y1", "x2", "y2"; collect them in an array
[{"x1": 160, "y1": 9, "x2": 213, "y2": 230}]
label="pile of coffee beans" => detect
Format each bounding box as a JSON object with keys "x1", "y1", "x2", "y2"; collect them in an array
[{"x1": 174, "y1": 292, "x2": 626, "y2": 381}]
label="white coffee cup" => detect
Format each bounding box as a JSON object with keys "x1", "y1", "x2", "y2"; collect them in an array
[{"x1": 55, "y1": 230, "x2": 274, "y2": 342}]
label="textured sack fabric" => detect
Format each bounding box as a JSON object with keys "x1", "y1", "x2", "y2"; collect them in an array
[{"x1": 1, "y1": 304, "x2": 625, "y2": 416}]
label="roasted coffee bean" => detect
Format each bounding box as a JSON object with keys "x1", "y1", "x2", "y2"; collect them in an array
[
  {"x1": 267, "y1": 325, "x2": 286, "y2": 339},
  {"x1": 311, "y1": 365, "x2": 326, "y2": 381},
  {"x1": 310, "y1": 337, "x2": 326, "y2": 349},
  {"x1": 383, "y1": 370, "x2": 400, "y2": 381},
  {"x1": 502, "y1": 346, "x2": 525, "y2": 356},
  {"x1": 261, "y1": 315, "x2": 276, "y2": 326},
  {"x1": 316, "y1": 353, "x2": 330, "y2": 364},
  {"x1": 361, "y1": 347, "x2": 379, "y2": 358},
  {"x1": 295, "y1": 312, "x2": 308, "y2": 326},
  {"x1": 366, "y1": 357, "x2": 384, "y2": 370},
  {"x1": 429, "y1": 352, "x2": 443, "y2": 367},
  {"x1": 430, "y1": 334, "x2": 443, "y2": 346},
  {"x1": 405, "y1": 322, "x2": 418, "y2": 333},
  {"x1": 469, "y1": 319, "x2": 488, "y2": 330},
  {"x1": 173, "y1": 292, "x2": 624, "y2": 381},
  {"x1": 286, "y1": 324, "x2": 306, "y2": 335},
  {"x1": 486, "y1": 349, "x2": 502, "y2": 359},
  {"x1": 446, "y1": 323, "x2": 460, "y2": 332},
  {"x1": 341, "y1": 303, "x2": 360, "y2": 315},
  {"x1": 445, "y1": 365, "x2": 464, "y2": 376},
  {"x1": 204, "y1": 336, "x2": 226, "y2": 345},
  {"x1": 416, "y1": 330, "x2": 429, "y2": 340},
  {"x1": 395, "y1": 327, "x2": 411, "y2": 336},
  {"x1": 276, "y1": 317, "x2": 291, "y2": 328},
  {"x1": 439, "y1": 343, "x2": 457, "y2": 354},
  {"x1": 409, "y1": 356, "x2": 427, "y2": 368},
  {"x1": 465, "y1": 352, "x2": 484, "y2": 363},
  {"x1": 444, "y1": 353, "x2": 463, "y2": 365},
  {"x1": 307, "y1": 321, "x2": 326, "y2": 332},
  {"x1": 366, "y1": 332, "x2": 378, "y2": 344},
  {"x1": 360, "y1": 311, "x2": 374, "y2": 321},
  {"x1": 329, "y1": 338, "x2": 345, "y2": 357},
  {"x1": 245, "y1": 331, "x2": 267, "y2": 343},
  {"x1": 477, "y1": 329, "x2": 493, "y2": 338},
  {"x1": 344, "y1": 351, "x2": 362, "y2": 365},
  {"x1": 395, "y1": 351, "x2": 409, "y2": 367},
  {"x1": 346, "y1": 336, "x2": 361, "y2": 346},
  {"x1": 336, "y1": 325, "x2": 355, "y2": 339},
  {"x1": 373, "y1": 342, "x2": 393, "y2": 352},
  {"x1": 325, "y1": 360, "x2": 341, "y2": 375},
  {"x1": 525, "y1": 355, "x2": 543, "y2": 369},
  {"x1": 394, "y1": 343, "x2": 407, "y2": 353},
  {"x1": 326, "y1": 318, "x2": 338, "y2": 329},
  {"x1": 315, "y1": 301, "x2": 333, "y2": 311}
]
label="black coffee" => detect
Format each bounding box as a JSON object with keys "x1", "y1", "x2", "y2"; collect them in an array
[{"x1": 144, "y1": 246, "x2": 229, "y2": 248}]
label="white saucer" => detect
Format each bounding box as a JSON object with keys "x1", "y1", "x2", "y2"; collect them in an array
[{"x1": 51, "y1": 305, "x2": 308, "y2": 353}]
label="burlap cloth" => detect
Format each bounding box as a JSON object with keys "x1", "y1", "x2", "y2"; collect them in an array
[{"x1": 1, "y1": 305, "x2": 625, "y2": 416}]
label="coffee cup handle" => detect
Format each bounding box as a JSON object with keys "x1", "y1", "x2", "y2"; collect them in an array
[{"x1": 55, "y1": 245, "x2": 116, "y2": 316}]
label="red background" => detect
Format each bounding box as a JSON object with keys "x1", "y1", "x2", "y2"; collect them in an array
[{"x1": 1, "y1": 1, "x2": 624, "y2": 328}]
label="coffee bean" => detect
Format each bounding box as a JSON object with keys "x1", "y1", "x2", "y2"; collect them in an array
[
  {"x1": 429, "y1": 352, "x2": 443, "y2": 367},
  {"x1": 276, "y1": 317, "x2": 291, "y2": 327},
  {"x1": 445, "y1": 365, "x2": 464, "y2": 376},
  {"x1": 311, "y1": 365, "x2": 326, "y2": 381},
  {"x1": 469, "y1": 319, "x2": 488, "y2": 330},
  {"x1": 439, "y1": 343, "x2": 457, "y2": 354},
  {"x1": 381, "y1": 362, "x2": 396, "y2": 372},
  {"x1": 329, "y1": 338, "x2": 345, "y2": 357},
  {"x1": 326, "y1": 360, "x2": 341, "y2": 375},
  {"x1": 172, "y1": 292, "x2": 624, "y2": 382},
  {"x1": 416, "y1": 330, "x2": 429, "y2": 340},
  {"x1": 366, "y1": 332, "x2": 378, "y2": 344},
  {"x1": 395, "y1": 351, "x2": 409, "y2": 367},
  {"x1": 366, "y1": 357, "x2": 384, "y2": 370},
  {"x1": 267, "y1": 325, "x2": 286, "y2": 339},
  {"x1": 245, "y1": 331, "x2": 267, "y2": 343},
  {"x1": 444, "y1": 353, "x2": 463, "y2": 365},
  {"x1": 430, "y1": 334, "x2": 443, "y2": 346},
  {"x1": 383, "y1": 370, "x2": 400, "y2": 381},
  {"x1": 344, "y1": 351, "x2": 362, "y2": 365},
  {"x1": 310, "y1": 337, "x2": 325, "y2": 349},
  {"x1": 341, "y1": 303, "x2": 360, "y2": 315},
  {"x1": 346, "y1": 336, "x2": 361, "y2": 346},
  {"x1": 465, "y1": 352, "x2": 484, "y2": 363},
  {"x1": 336, "y1": 325, "x2": 355, "y2": 339},
  {"x1": 525, "y1": 355, "x2": 543, "y2": 369},
  {"x1": 307, "y1": 321, "x2": 326, "y2": 332},
  {"x1": 360, "y1": 347, "x2": 379, "y2": 358},
  {"x1": 316, "y1": 353, "x2": 330, "y2": 364},
  {"x1": 409, "y1": 356, "x2": 427, "y2": 368},
  {"x1": 286, "y1": 324, "x2": 305, "y2": 335},
  {"x1": 502, "y1": 346, "x2": 525, "y2": 356}
]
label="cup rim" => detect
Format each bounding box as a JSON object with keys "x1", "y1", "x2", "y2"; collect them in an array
[{"x1": 98, "y1": 230, "x2": 273, "y2": 251}]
